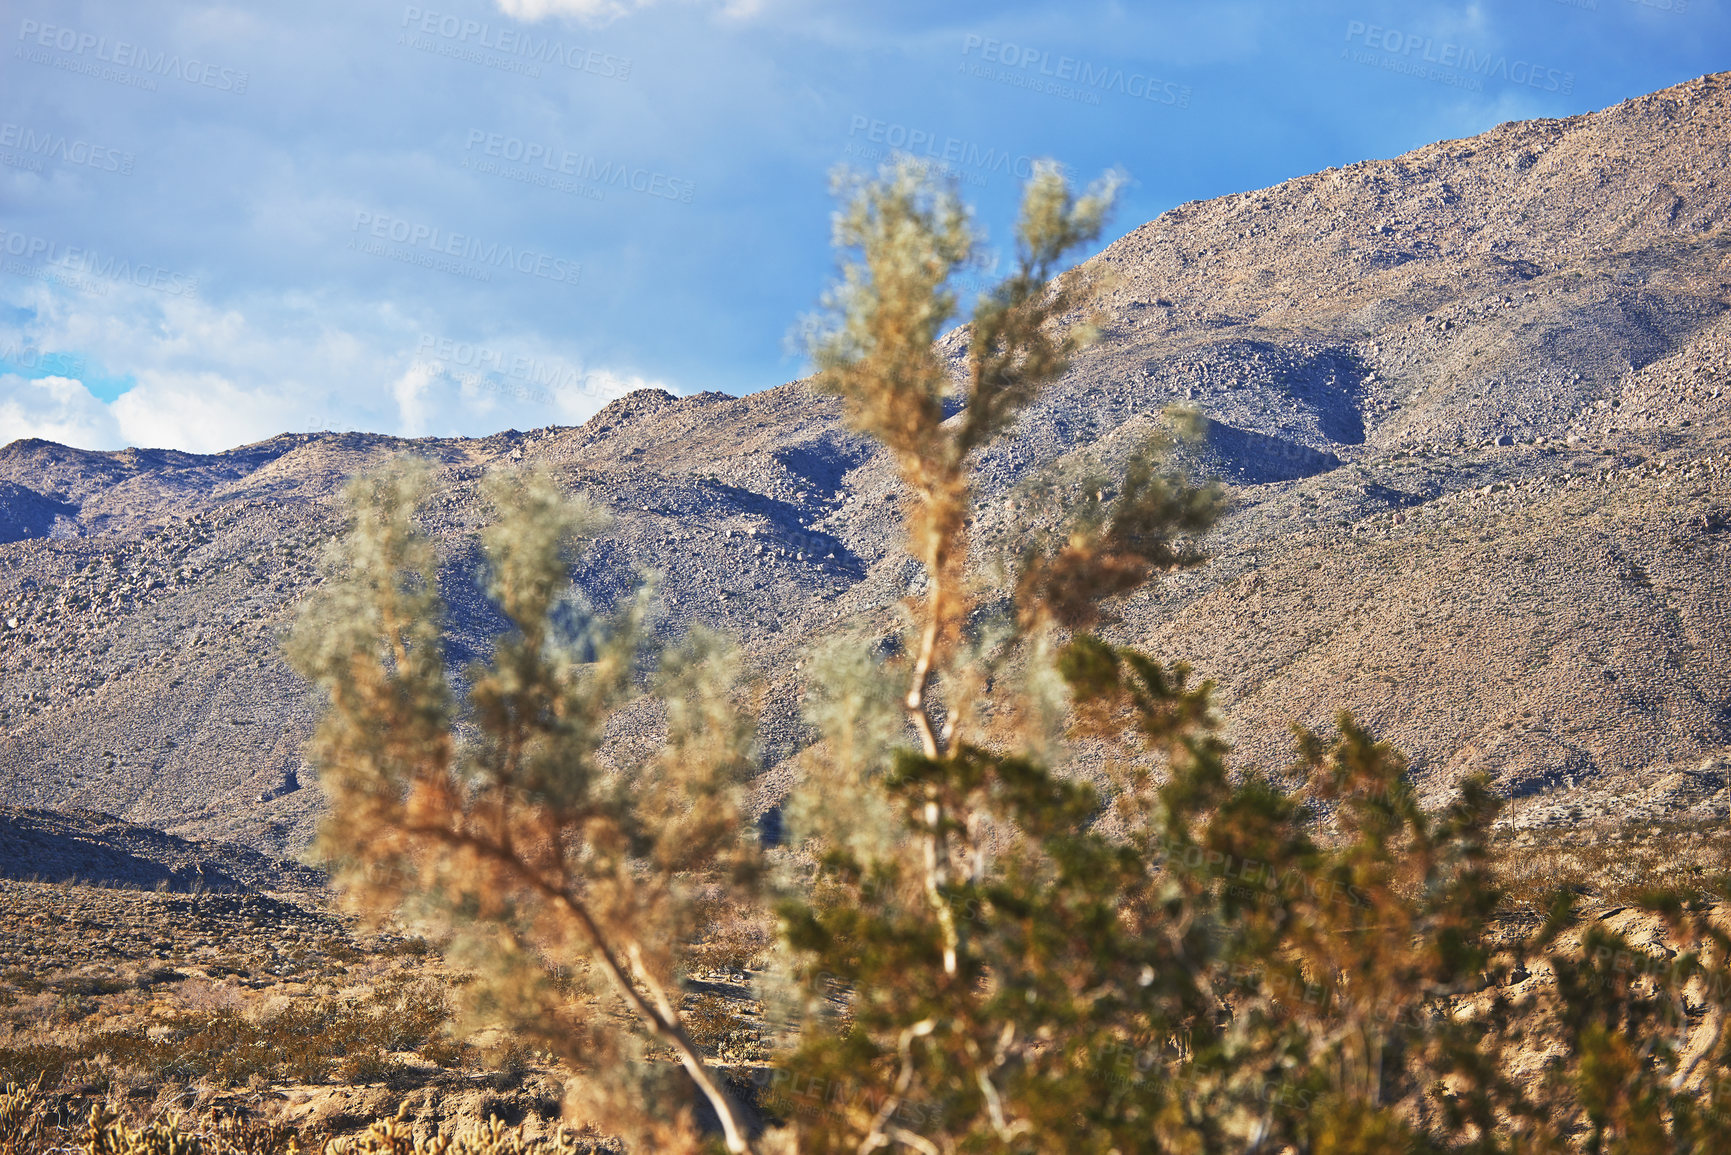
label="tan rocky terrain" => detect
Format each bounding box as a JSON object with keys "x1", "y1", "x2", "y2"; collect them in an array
[
  {"x1": 0, "y1": 848, "x2": 765, "y2": 1149},
  {"x1": 0, "y1": 874, "x2": 582, "y2": 1141},
  {"x1": 0, "y1": 824, "x2": 768, "y2": 1144},
  {"x1": 3, "y1": 73, "x2": 1731, "y2": 861}
]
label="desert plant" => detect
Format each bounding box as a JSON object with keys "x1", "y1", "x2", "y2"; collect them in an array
[
  {"x1": 278, "y1": 156, "x2": 1731, "y2": 1154},
  {"x1": 0, "y1": 1083, "x2": 602, "y2": 1155},
  {"x1": 771, "y1": 156, "x2": 1731, "y2": 1154},
  {"x1": 287, "y1": 467, "x2": 760, "y2": 1152},
  {"x1": 325, "y1": 1108, "x2": 600, "y2": 1155},
  {"x1": 774, "y1": 157, "x2": 1258, "y2": 1151}
]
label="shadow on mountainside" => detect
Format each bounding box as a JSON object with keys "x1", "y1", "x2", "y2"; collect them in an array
[
  {"x1": 1200, "y1": 420, "x2": 1343, "y2": 484},
  {"x1": 0, "y1": 481, "x2": 80, "y2": 544},
  {"x1": 0, "y1": 807, "x2": 323, "y2": 894}
]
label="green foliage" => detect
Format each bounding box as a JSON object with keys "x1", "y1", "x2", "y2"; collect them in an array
[
  {"x1": 805, "y1": 157, "x2": 1135, "y2": 768},
  {"x1": 1014, "y1": 428, "x2": 1226, "y2": 631},
  {"x1": 769, "y1": 158, "x2": 1731, "y2": 1154}
]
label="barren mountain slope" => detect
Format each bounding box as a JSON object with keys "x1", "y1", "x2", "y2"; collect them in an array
[{"x1": 3, "y1": 73, "x2": 1731, "y2": 852}]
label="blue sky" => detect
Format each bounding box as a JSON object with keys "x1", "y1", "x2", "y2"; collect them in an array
[{"x1": 0, "y1": 0, "x2": 1721, "y2": 452}]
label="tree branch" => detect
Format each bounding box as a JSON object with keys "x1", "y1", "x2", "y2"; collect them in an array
[
  {"x1": 407, "y1": 819, "x2": 756, "y2": 1154},
  {"x1": 856, "y1": 1019, "x2": 934, "y2": 1155},
  {"x1": 905, "y1": 546, "x2": 958, "y2": 977}
]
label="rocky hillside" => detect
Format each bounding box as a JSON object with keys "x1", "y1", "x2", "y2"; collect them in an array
[
  {"x1": 4, "y1": 73, "x2": 1731, "y2": 853},
  {"x1": 0, "y1": 807, "x2": 323, "y2": 895}
]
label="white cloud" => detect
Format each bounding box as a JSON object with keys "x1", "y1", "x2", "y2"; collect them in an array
[
  {"x1": 0, "y1": 296, "x2": 679, "y2": 451},
  {"x1": 384, "y1": 361, "x2": 669, "y2": 438},
  {"x1": 490, "y1": 0, "x2": 774, "y2": 25},
  {"x1": 0, "y1": 374, "x2": 123, "y2": 450},
  {"x1": 111, "y1": 370, "x2": 302, "y2": 454},
  {"x1": 493, "y1": 0, "x2": 649, "y2": 23},
  {"x1": 0, "y1": 280, "x2": 670, "y2": 452},
  {"x1": 389, "y1": 360, "x2": 442, "y2": 438}
]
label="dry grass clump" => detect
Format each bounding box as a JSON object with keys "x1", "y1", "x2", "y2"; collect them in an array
[
  {"x1": 0, "y1": 874, "x2": 771, "y2": 1145},
  {"x1": 0, "y1": 1083, "x2": 606, "y2": 1155},
  {"x1": 681, "y1": 900, "x2": 772, "y2": 975},
  {"x1": 1490, "y1": 820, "x2": 1731, "y2": 910},
  {"x1": 0, "y1": 976, "x2": 458, "y2": 1094},
  {"x1": 0, "y1": 877, "x2": 525, "y2": 1125},
  {"x1": 325, "y1": 1109, "x2": 605, "y2": 1155}
]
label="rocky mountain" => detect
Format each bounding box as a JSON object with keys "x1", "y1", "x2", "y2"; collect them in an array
[{"x1": 4, "y1": 73, "x2": 1731, "y2": 854}]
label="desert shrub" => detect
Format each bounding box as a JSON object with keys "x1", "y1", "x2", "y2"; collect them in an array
[
  {"x1": 1492, "y1": 821, "x2": 1731, "y2": 910},
  {"x1": 335, "y1": 1049, "x2": 399, "y2": 1087},
  {"x1": 55, "y1": 976, "x2": 130, "y2": 999},
  {"x1": 0, "y1": 971, "x2": 45, "y2": 996},
  {"x1": 288, "y1": 469, "x2": 761, "y2": 1152},
  {"x1": 316, "y1": 937, "x2": 365, "y2": 964},
  {"x1": 0, "y1": 1044, "x2": 77, "y2": 1091},
  {"x1": 418, "y1": 1032, "x2": 471, "y2": 1070},
  {"x1": 384, "y1": 936, "x2": 432, "y2": 959},
  {"x1": 0, "y1": 1081, "x2": 81, "y2": 1155},
  {"x1": 326, "y1": 1108, "x2": 602, "y2": 1155},
  {"x1": 132, "y1": 968, "x2": 186, "y2": 991},
  {"x1": 278, "y1": 155, "x2": 1731, "y2": 1153},
  {"x1": 767, "y1": 157, "x2": 1731, "y2": 1153}
]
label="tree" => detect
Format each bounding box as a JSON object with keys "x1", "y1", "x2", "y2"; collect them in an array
[
  {"x1": 288, "y1": 157, "x2": 1731, "y2": 1155},
  {"x1": 287, "y1": 465, "x2": 760, "y2": 1153},
  {"x1": 773, "y1": 157, "x2": 1250, "y2": 1151},
  {"x1": 772, "y1": 157, "x2": 1731, "y2": 1154}
]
